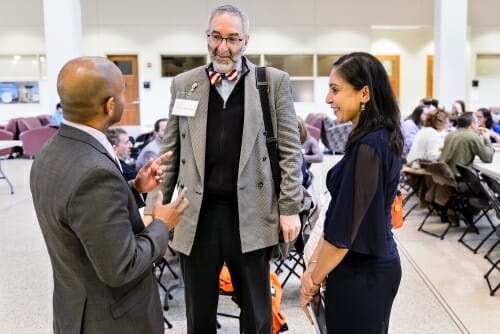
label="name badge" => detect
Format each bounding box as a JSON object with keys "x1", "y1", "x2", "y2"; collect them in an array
[{"x1": 172, "y1": 98, "x2": 199, "y2": 117}]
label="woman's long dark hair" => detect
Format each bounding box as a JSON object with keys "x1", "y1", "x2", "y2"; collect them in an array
[
  {"x1": 331, "y1": 52, "x2": 403, "y2": 155},
  {"x1": 405, "y1": 105, "x2": 425, "y2": 126},
  {"x1": 477, "y1": 107, "x2": 493, "y2": 129}
]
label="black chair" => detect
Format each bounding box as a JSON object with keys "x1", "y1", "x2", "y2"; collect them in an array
[
  {"x1": 273, "y1": 204, "x2": 315, "y2": 288},
  {"x1": 131, "y1": 131, "x2": 153, "y2": 160},
  {"x1": 479, "y1": 173, "x2": 500, "y2": 265},
  {"x1": 153, "y1": 246, "x2": 181, "y2": 329},
  {"x1": 484, "y1": 228, "x2": 500, "y2": 296},
  {"x1": 455, "y1": 164, "x2": 497, "y2": 253},
  {"x1": 481, "y1": 173, "x2": 500, "y2": 194},
  {"x1": 153, "y1": 258, "x2": 173, "y2": 329}
]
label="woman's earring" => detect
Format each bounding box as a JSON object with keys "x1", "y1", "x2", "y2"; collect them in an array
[{"x1": 360, "y1": 103, "x2": 366, "y2": 112}]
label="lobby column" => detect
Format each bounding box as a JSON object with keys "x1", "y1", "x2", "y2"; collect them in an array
[
  {"x1": 433, "y1": 0, "x2": 468, "y2": 110},
  {"x1": 43, "y1": 0, "x2": 83, "y2": 113}
]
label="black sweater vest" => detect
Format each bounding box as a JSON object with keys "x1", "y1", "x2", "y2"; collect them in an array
[{"x1": 204, "y1": 78, "x2": 245, "y2": 200}]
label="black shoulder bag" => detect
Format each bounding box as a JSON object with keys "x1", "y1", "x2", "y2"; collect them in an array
[{"x1": 256, "y1": 67, "x2": 312, "y2": 260}]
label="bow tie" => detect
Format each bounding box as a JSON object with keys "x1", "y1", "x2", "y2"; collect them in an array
[{"x1": 209, "y1": 69, "x2": 238, "y2": 85}]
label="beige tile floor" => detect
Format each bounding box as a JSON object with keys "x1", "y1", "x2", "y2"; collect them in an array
[{"x1": 0, "y1": 155, "x2": 498, "y2": 333}]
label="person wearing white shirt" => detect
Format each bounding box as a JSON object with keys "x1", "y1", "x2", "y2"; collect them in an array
[{"x1": 406, "y1": 109, "x2": 449, "y2": 163}]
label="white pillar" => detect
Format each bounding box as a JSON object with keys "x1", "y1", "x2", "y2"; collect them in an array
[
  {"x1": 433, "y1": 0, "x2": 468, "y2": 110},
  {"x1": 43, "y1": 0, "x2": 83, "y2": 113}
]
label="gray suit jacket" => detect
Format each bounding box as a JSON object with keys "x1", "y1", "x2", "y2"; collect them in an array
[
  {"x1": 145, "y1": 58, "x2": 303, "y2": 255},
  {"x1": 30, "y1": 124, "x2": 170, "y2": 334}
]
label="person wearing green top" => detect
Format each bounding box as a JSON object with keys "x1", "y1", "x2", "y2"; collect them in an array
[{"x1": 439, "y1": 111, "x2": 495, "y2": 177}]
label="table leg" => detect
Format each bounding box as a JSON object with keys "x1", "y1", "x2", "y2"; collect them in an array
[{"x1": 0, "y1": 159, "x2": 14, "y2": 194}]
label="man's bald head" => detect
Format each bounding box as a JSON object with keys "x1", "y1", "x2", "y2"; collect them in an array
[{"x1": 57, "y1": 56, "x2": 125, "y2": 124}]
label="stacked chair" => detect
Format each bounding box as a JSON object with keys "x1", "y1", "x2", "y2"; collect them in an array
[
  {"x1": 484, "y1": 228, "x2": 500, "y2": 296},
  {"x1": 479, "y1": 173, "x2": 500, "y2": 296}
]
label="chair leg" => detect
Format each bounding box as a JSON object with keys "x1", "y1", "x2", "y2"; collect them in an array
[
  {"x1": 273, "y1": 250, "x2": 306, "y2": 288},
  {"x1": 418, "y1": 204, "x2": 461, "y2": 240},
  {"x1": 402, "y1": 190, "x2": 416, "y2": 207},
  {"x1": 163, "y1": 259, "x2": 179, "y2": 279},
  {"x1": 404, "y1": 201, "x2": 418, "y2": 220},
  {"x1": 280, "y1": 253, "x2": 305, "y2": 288},
  {"x1": 163, "y1": 316, "x2": 173, "y2": 329},
  {"x1": 459, "y1": 212, "x2": 496, "y2": 253},
  {"x1": 485, "y1": 239, "x2": 500, "y2": 265},
  {"x1": 484, "y1": 259, "x2": 500, "y2": 296},
  {"x1": 217, "y1": 291, "x2": 240, "y2": 330}
]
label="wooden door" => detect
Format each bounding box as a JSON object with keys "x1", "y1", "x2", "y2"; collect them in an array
[
  {"x1": 426, "y1": 55, "x2": 433, "y2": 98},
  {"x1": 376, "y1": 55, "x2": 400, "y2": 100},
  {"x1": 107, "y1": 55, "x2": 140, "y2": 125}
]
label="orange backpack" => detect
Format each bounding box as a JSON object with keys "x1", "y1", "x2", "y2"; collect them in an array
[
  {"x1": 391, "y1": 190, "x2": 404, "y2": 229},
  {"x1": 219, "y1": 266, "x2": 287, "y2": 333}
]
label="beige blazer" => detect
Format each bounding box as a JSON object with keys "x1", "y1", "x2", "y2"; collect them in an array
[{"x1": 146, "y1": 59, "x2": 303, "y2": 255}]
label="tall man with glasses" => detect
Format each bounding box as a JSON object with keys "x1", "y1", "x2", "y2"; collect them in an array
[{"x1": 144, "y1": 4, "x2": 303, "y2": 333}]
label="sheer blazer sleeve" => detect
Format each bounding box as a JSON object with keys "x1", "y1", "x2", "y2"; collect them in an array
[{"x1": 324, "y1": 143, "x2": 389, "y2": 255}]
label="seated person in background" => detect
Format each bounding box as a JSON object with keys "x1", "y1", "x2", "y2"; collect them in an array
[
  {"x1": 420, "y1": 97, "x2": 439, "y2": 110},
  {"x1": 449, "y1": 99, "x2": 466, "y2": 130},
  {"x1": 491, "y1": 110, "x2": 500, "y2": 128},
  {"x1": 476, "y1": 107, "x2": 500, "y2": 143},
  {"x1": 51, "y1": 102, "x2": 63, "y2": 126},
  {"x1": 401, "y1": 104, "x2": 429, "y2": 156},
  {"x1": 406, "y1": 109, "x2": 449, "y2": 163},
  {"x1": 298, "y1": 116, "x2": 323, "y2": 169},
  {"x1": 135, "y1": 118, "x2": 168, "y2": 171},
  {"x1": 106, "y1": 127, "x2": 136, "y2": 181},
  {"x1": 439, "y1": 112, "x2": 495, "y2": 177}
]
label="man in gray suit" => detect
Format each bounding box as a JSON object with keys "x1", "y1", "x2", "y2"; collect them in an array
[
  {"x1": 144, "y1": 5, "x2": 303, "y2": 333},
  {"x1": 30, "y1": 56, "x2": 188, "y2": 334}
]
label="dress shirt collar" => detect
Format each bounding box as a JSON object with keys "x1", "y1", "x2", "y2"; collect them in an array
[{"x1": 62, "y1": 119, "x2": 117, "y2": 161}]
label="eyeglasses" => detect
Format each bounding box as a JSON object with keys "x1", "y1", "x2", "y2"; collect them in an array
[{"x1": 207, "y1": 33, "x2": 243, "y2": 46}]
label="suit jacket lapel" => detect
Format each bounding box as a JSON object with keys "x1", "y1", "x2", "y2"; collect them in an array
[
  {"x1": 239, "y1": 62, "x2": 263, "y2": 177},
  {"x1": 186, "y1": 70, "x2": 210, "y2": 183},
  {"x1": 58, "y1": 124, "x2": 122, "y2": 173}
]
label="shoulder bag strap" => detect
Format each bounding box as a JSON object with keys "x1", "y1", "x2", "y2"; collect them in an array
[{"x1": 256, "y1": 66, "x2": 281, "y2": 199}]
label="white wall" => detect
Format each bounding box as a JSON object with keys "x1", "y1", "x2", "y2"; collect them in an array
[
  {"x1": 2, "y1": 0, "x2": 500, "y2": 124},
  {"x1": 469, "y1": 27, "x2": 500, "y2": 111},
  {"x1": 371, "y1": 28, "x2": 434, "y2": 116}
]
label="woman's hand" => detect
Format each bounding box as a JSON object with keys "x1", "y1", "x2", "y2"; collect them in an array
[{"x1": 300, "y1": 271, "x2": 321, "y2": 323}]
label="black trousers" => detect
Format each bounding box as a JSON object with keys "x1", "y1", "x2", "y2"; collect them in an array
[
  {"x1": 325, "y1": 252, "x2": 401, "y2": 334},
  {"x1": 179, "y1": 198, "x2": 273, "y2": 334}
]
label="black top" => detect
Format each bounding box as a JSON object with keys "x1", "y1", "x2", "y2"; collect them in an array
[{"x1": 324, "y1": 129, "x2": 401, "y2": 260}]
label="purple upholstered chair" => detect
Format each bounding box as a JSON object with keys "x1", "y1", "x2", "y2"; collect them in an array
[
  {"x1": 20, "y1": 126, "x2": 57, "y2": 158},
  {"x1": 18, "y1": 117, "x2": 44, "y2": 134},
  {"x1": 4, "y1": 118, "x2": 22, "y2": 140},
  {"x1": 37, "y1": 114, "x2": 53, "y2": 126}
]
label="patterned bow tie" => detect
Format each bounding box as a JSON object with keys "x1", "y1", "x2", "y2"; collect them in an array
[{"x1": 208, "y1": 69, "x2": 238, "y2": 85}]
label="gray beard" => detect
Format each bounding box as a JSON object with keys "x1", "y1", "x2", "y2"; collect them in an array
[{"x1": 212, "y1": 59, "x2": 236, "y2": 73}]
